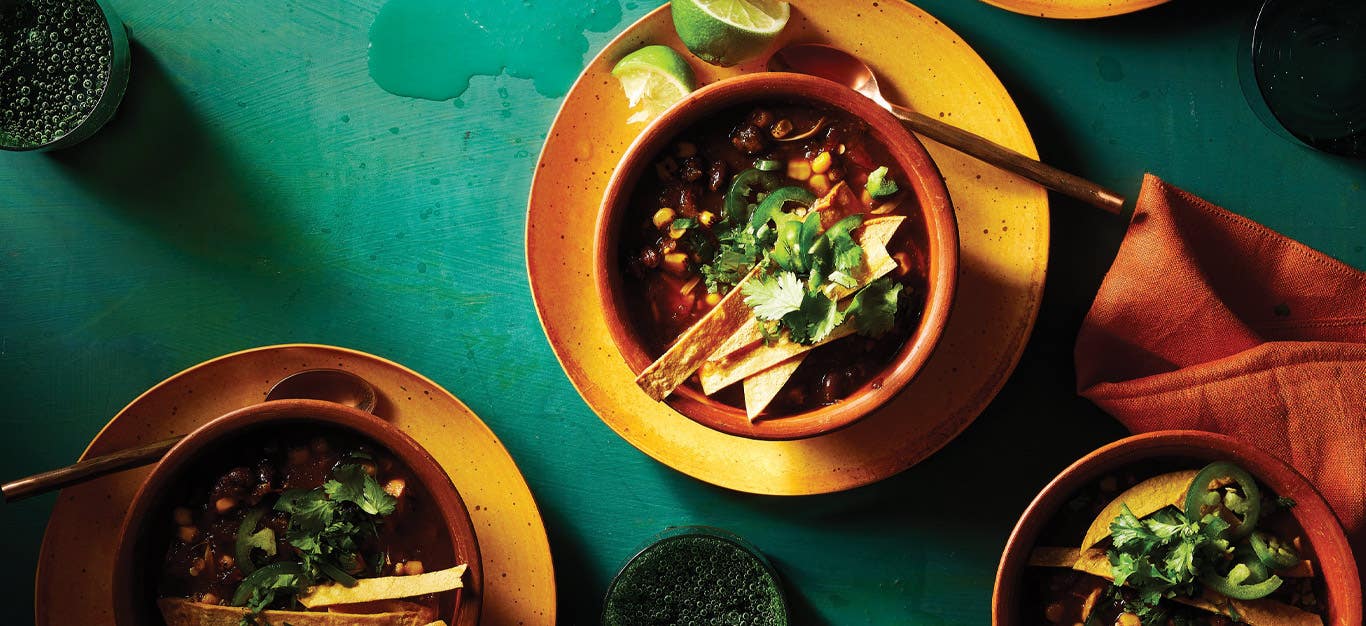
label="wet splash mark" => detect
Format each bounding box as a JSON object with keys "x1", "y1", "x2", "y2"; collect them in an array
[{"x1": 367, "y1": 0, "x2": 622, "y2": 100}]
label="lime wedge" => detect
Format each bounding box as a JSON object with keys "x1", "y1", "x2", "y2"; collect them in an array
[
  {"x1": 671, "y1": 0, "x2": 790, "y2": 67},
  {"x1": 611, "y1": 45, "x2": 697, "y2": 125}
]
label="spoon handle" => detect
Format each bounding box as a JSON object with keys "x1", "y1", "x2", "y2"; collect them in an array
[
  {"x1": 887, "y1": 103, "x2": 1125, "y2": 214},
  {"x1": 1, "y1": 435, "x2": 182, "y2": 503}
]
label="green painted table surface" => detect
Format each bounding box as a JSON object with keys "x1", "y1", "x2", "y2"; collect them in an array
[{"x1": 2, "y1": 0, "x2": 1363, "y2": 624}]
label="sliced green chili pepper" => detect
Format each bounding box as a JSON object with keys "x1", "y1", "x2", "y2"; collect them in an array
[
  {"x1": 231, "y1": 561, "x2": 306, "y2": 606},
  {"x1": 818, "y1": 214, "x2": 866, "y2": 251},
  {"x1": 234, "y1": 508, "x2": 271, "y2": 575},
  {"x1": 1250, "y1": 531, "x2": 1301, "y2": 569},
  {"x1": 317, "y1": 560, "x2": 359, "y2": 587},
  {"x1": 807, "y1": 235, "x2": 831, "y2": 291},
  {"x1": 772, "y1": 220, "x2": 804, "y2": 272},
  {"x1": 747, "y1": 186, "x2": 816, "y2": 232},
  {"x1": 724, "y1": 168, "x2": 779, "y2": 226},
  {"x1": 796, "y1": 212, "x2": 823, "y2": 274},
  {"x1": 753, "y1": 158, "x2": 783, "y2": 172},
  {"x1": 1233, "y1": 547, "x2": 1272, "y2": 584},
  {"x1": 1184, "y1": 462, "x2": 1262, "y2": 540},
  {"x1": 1200, "y1": 567, "x2": 1283, "y2": 600}
]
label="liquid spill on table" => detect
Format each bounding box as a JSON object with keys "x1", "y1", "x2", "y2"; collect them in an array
[{"x1": 367, "y1": 0, "x2": 623, "y2": 101}]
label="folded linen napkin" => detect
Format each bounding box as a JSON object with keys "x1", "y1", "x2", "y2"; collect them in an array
[{"x1": 1075, "y1": 174, "x2": 1366, "y2": 566}]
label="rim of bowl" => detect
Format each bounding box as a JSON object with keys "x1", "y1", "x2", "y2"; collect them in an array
[
  {"x1": 592, "y1": 72, "x2": 959, "y2": 441},
  {"x1": 991, "y1": 430, "x2": 1362, "y2": 626},
  {"x1": 110, "y1": 399, "x2": 483, "y2": 625}
]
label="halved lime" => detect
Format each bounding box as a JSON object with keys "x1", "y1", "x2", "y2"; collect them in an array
[
  {"x1": 671, "y1": 0, "x2": 790, "y2": 67},
  {"x1": 611, "y1": 45, "x2": 697, "y2": 124}
]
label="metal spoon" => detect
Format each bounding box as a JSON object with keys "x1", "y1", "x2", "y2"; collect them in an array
[
  {"x1": 768, "y1": 44, "x2": 1126, "y2": 214},
  {"x1": 0, "y1": 368, "x2": 377, "y2": 502}
]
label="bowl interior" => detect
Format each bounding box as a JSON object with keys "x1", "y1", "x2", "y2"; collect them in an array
[
  {"x1": 112, "y1": 400, "x2": 481, "y2": 625},
  {"x1": 992, "y1": 431, "x2": 1361, "y2": 626},
  {"x1": 594, "y1": 72, "x2": 958, "y2": 440}
]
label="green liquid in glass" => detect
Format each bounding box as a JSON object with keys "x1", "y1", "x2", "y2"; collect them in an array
[
  {"x1": 602, "y1": 533, "x2": 787, "y2": 626},
  {"x1": 0, "y1": 0, "x2": 113, "y2": 148},
  {"x1": 366, "y1": 0, "x2": 621, "y2": 100}
]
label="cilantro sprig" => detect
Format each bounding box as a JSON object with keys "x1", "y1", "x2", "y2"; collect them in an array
[
  {"x1": 1106, "y1": 505, "x2": 1233, "y2": 623},
  {"x1": 232, "y1": 463, "x2": 398, "y2": 625}
]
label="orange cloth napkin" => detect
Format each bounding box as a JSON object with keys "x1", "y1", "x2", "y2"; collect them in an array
[{"x1": 1076, "y1": 174, "x2": 1366, "y2": 565}]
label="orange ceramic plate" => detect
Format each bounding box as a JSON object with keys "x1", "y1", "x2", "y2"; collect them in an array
[
  {"x1": 980, "y1": 0, "x2": 1170, "y2": 19},
  {"x1": 35, "y1": 344, "x2": 554, "y2": 626},
  {"x1": 527, "y1": 1, "x2": 1049, "y2": 495}
]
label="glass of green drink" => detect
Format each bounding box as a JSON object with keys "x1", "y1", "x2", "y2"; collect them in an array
[
  {"x1": 602, "y1": 526, "x2": 790, "y2": 626},
  {"x1": 0, "y1": 0, "x2": 131, "y2": 151}
]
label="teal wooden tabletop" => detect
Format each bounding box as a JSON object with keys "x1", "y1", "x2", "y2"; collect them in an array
[{"x1": 2, "y1": 0, "x2": 1363, "y2": 624}]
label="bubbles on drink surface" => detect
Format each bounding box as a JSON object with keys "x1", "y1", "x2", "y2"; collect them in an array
[{"x1": 1, "y1": 0, "x2": 113, "y2": 147}]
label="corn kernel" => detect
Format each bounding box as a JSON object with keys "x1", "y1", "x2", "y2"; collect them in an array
[
  {"x1": 698, "y1": 211, "x2": 715, "y2": 228},
  {"x1": 786, "y1": 159, "x2": 811, "y2": 181},
  {"x1": 812, "y1": 151, "x2": 832, "y2": 174},
  {"x1": 809, "y1": 174, "x2": 830, "y2": 196},
  {"x1": 405, "y1": 560, "x2": 425, "y2": 575},
  {"x1": 704, "y1": 292, "x2": 721, "y2": 306},
  {"x1": 652, "y1": 208, "x2": 675, "y2": 230},
  {"x1": 214, "y1": 497, "x2": 237, "y2": 514},
  {"x1": 662, "y1": 252, "x2": 689, "y2": 275},
  {"x1": 384, "y1": 478, "x2": 406, "y2": 498}
]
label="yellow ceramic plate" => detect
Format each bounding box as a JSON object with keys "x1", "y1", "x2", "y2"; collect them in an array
[
  {"x1": 527, "y1": 1, "x2": 1048, "y2": 495},
  {"x1": 35, "y1": 344, "x2": 554, "y2": 626},
  {"x1": 980, "y1": 0, "x2": 1170, "y2": 19}
]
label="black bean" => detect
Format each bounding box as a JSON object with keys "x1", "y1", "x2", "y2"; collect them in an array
[
  {"x1": 639, "y1": 247, "x2": 660, "y2": 269},
  {"x1": 747, "y1": 108, "x2": 775, "y2": 128},
  {"x1": 707, "y1": 160, "x2": 727, "y2": 192},
  {"x1": 730, "y1": 123, "x2": 769, "y2": 154},
  {"x1": 817, "y1": 372, "x2": 843, "y2": 404},
  {"x1": 679, "y1": 156, "x2": 704, "y2": 182}
]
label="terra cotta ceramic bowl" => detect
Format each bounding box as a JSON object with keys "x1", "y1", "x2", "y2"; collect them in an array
[
  {"x1": 594, "y1": 72, "x2": 958, "y2": 441},
  {"x1": 111, "y1": 399, "x2": 483, "y2": 625},
  {"x1": 992, "y1": 430, "x2": 1361, "y2": 625}
]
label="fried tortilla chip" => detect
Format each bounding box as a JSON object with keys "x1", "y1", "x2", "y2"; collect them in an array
[
  {"x1": 157, "y1": 598, "x2": 431, "y2": 626},
  {"x1": 1081, "y1": 470, "x2": 1199, "y2": 549},
  {"x1": 700, "y1": 324, "x2": 858, "y2": 395},
  {"x1": 743, "y1": 355, "x2": 806, "y2": 421},
  {"x1": 298, "y1": 564, "x2": 467, "y2": 609},
  {"x1": 328, "y1": 599, "x2": 437, "y2": 623},
  {"x1": 812, "y1": 181, "x2": 863, "y2": 229},
  {"x1": 634, "y1": 266, "x2": 762, "y2": 401}
]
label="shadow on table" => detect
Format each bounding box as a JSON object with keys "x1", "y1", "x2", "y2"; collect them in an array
[{"x1": 48, "y1": 40, "x2": 301, "y2": 268}]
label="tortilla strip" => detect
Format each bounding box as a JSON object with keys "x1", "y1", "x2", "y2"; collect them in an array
[
  {"x1": 425, "y1": 622, "x2": 449, "y2": 626},
  {"x1": 812, "y1": 181, "x2": 862, "y2": 229},
  {"x1": 634, "y1": 266, "x2": 762, "y2": 401},
  {"x1": 328, "y1": 599, "x2": 437, "y2": 623},
  {"x1": 743, "y1": 355, "x2": 806, "y2": 421},
  {"x1": 1034, "y1": 548, "x2": 1323, "y2": 626},
  {"x1": 700, "y1": 324, "x2": 858, "y2": 395},
  {"x1": 1081, "y1": 470, "x2": 1199, "y2": 549},
  {"x1": 157, "y1": 598, "x2": 430, "y2": 626},
  {"x1": 298, "y1": 564, "x2": 467, "y2": 609}
]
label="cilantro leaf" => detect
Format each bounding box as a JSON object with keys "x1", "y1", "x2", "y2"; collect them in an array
[
  {"x1": 742, "y1": 272, "x2": 805, "y2": 321},
  {"x1": 843, "y1": 278, "x2": 902, "y2": 337},
  {"x1": 865, "y1": 166, "x2": 899, "y2": 198},
  {"x1": 785, "y1": 290, "x2": 840, "y2": 344}
]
